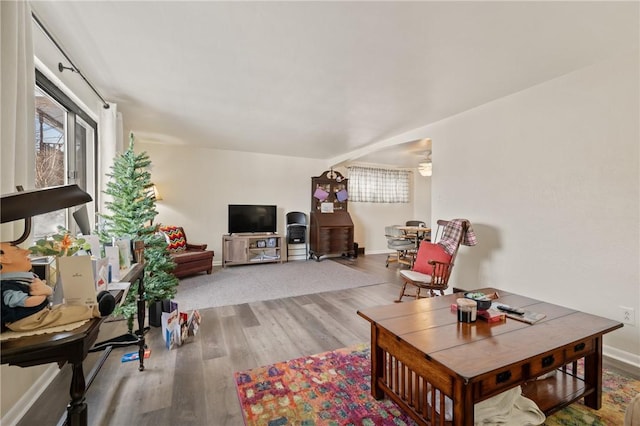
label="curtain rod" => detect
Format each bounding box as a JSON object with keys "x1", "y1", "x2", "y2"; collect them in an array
[{"x1": 32, "y1": 12, "x2": 110, "y2": 109}]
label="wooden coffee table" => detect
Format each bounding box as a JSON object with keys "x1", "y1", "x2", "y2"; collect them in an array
[{"x1": 357, "y1": 287, "x2": 623, "y2": 426}]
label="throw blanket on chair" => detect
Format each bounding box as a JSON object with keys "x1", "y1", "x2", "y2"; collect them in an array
[{"x1": 437, "y1": 218, "x2": 478, "y2": 256}]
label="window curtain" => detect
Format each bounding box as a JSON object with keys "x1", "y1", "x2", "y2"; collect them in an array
[
  {"x1": 347, "y1": 166, "x2": 410, "y2": 203},
  {"x1": 0, "y1": 1, "x2": 35, "y2": 241},
  {"x1": 98, "y1": 102, "x2": 123, "y2": 212}
]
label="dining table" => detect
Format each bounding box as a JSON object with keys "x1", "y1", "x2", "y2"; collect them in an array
[{"x1": 396, "y1": 225, "x2": 431, "y2": 249}]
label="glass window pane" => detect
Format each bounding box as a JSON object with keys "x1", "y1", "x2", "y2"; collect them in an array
[
  {"x1": 33, "y1": 86, "x2": 67, "y2": 238},
  {"x1": 34, "y1": 86, "x2": 66, "y2": 189},
  {"x1": 32, "y1": 74, "x2": 95, "y2": 241},
  {"x1": 74, "y1": 120, "x2": 86, "y2": 185}
]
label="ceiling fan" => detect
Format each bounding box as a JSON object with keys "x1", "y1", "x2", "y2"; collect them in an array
[{"x1": 418, "y1": 150, "x2": 432, "y2": 177}]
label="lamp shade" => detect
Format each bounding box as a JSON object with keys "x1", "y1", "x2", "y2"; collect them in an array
[
  {"x1": 1, "y1": 184, "x2": 92, "y2": 244},
  {"x1": 152, "y1": 185, "x2": 163, "y2": 201},
  {"x1": 1, "y1": 185, "x2": 92, "y2": 223}
]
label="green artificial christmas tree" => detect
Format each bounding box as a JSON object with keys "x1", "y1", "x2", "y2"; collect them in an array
[{"x1": 99, "y1": 132, "x2": 178, "y2": 331}]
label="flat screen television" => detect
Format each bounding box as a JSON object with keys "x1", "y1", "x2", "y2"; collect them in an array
[{"x1": 228, "y1": 204, "x2": 277, "y2": 234}]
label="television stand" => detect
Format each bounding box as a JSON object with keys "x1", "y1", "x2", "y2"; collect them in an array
[
  {"x1": 222, "y1": 234, "x2": 283, "y2": 267},
  {"x1": 231, "y1": 232, "x2": 277, "y2": 236}
]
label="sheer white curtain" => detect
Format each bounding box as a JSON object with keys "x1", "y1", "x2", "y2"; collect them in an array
[
  {"x1": 347, "y1": 166, "x2": 410, "y2": 203},
  {"x1": 98, "y1": 102, "x2": 123, "y2": 212},
  {"x1": 0, "y1": 1, "x2": 35, "y2": 241},
  {"x1": 0, "y1": 6, "x2": 51, "y2": 423}
]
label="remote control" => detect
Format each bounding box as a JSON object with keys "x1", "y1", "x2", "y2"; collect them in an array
[{"x1": 497, "y1": 305, "x2": 525, "y2": 315}]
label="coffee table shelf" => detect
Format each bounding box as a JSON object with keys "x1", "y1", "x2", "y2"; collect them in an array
[{"x1": 522, "y1": 369, "x2": 590, "y2": 415}]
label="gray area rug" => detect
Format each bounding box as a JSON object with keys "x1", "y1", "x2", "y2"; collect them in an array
[{"x1": 173, "y1": 260, "x2": 386, "y2": 311}]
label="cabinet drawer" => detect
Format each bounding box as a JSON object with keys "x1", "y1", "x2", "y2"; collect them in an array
[
  {"x1": 314, "y1": 241, "x2": 330, "y2": 251},
  {"x1": 565, "y1": 338, "x2": 594, "y2": 361},
  {"x1": 336, "y1": 232, "x2": 351, "y2": 241},
  {"x1": 330, "y1": 228, "x2": 350, "y2": 236},
  {"x1": 319, "y1": 234, "x2": 332, "y2": 243},
  {"x1": 479, "y1": 366, "x2": 523, "y2": 397},
  {"x1": 530, "y1": 349, "x2": 565, "y2": 377}
]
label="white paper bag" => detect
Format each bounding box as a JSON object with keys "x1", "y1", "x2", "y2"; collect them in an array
[
  {"x1": 104, "y1": 246, "x2": 120, "y2": 281},
  {"x1": 161, "y1": 309, "x2": 180, "y2": 349},
  {"x1": 57, "y1": 255, "x2": 97, "y2": 306},
  {"x1": 92, "y1": 257, "x2": 109, "y2": 293},
  {"x1": 114, "y1": 238, "x2": 132, "y2": 269},
  {"x1": 84, "y1": 234, "x2": 102, "y2": 258}
]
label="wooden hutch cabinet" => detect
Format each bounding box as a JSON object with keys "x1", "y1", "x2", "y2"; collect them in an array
[{"x1": 309, "y1": 170, "x2": 355, "y2": 260}]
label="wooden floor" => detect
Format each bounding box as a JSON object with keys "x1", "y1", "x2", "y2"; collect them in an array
[
  {"x1": 16, "y1": 253, "x2": 639, "y2": 426},
  {"x1": 18, "y1": 254, "x2": 409, "y2": 426}
]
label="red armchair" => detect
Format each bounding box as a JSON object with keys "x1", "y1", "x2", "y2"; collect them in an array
[{"x1": 159, "y1": 226, "x2": 214, "y2": 278}]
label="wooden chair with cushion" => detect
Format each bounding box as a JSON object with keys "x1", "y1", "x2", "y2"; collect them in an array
[
  {"x1": 159, "y1": 226, "x2": 214, "y2": 278},
  {"x1": 395, "y1": 219, "x2": 474, "y2": 302}
]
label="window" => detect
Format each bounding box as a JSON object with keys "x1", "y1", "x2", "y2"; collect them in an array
[
  {"x1": 35, "y1": 86, "x2": 65, "y2": 189},
  {"x1": 347, "y1": 166, "x2": 410, "y2": 203},
  {"x1": 32, "y1": 70, "x2": 97, "y2": 239}
]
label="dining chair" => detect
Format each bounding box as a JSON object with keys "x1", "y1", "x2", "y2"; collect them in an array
[
  {"x1": 286, "y1": 211, "x2": 308, "y2": 259},
  {"x1": 385, "y1": 225, "x2": 415, "y2": 268}
]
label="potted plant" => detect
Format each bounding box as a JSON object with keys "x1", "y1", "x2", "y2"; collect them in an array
[
  {"x1": 29, "y1": 226, "x2": 90, "y2": 257},
  {"x1": 28, "y1": 226, "x2": 91, "y2": 296}
]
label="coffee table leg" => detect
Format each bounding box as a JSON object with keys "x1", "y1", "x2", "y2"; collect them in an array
[
  {"x1": 370, "y1": 325, "x2": 384, "y2": 399},
  {"x1": 452, "y1": 380, "x2": 475, "y2": 426},
  {"x1": 584, "y1": 337, "x2": 603, "y2": 409}
]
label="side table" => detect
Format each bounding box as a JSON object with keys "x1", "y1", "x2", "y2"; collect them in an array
[{"x1": 1, "y1": 263, "x2": 145, "y2": 426}]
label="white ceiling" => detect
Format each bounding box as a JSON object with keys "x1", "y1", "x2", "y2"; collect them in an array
[{"x1": 30, "y1": 1, "x2": 638, "y2": 168}]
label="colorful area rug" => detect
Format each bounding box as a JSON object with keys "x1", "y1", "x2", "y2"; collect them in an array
[
  {"x1": 234, "y1": 345, "x2": 639, "y2": 426},
  {"x1": 543, "y1": 364, "x2": 639, "y2": 426}
]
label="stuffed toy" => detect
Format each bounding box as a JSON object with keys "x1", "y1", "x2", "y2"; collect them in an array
[{"x1": 1, "y1": 242, "x2": 114, "y2": 332}]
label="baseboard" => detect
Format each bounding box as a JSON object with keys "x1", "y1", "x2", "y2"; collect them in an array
[
  {"x1": 365, "y1": 249, "x2": 393, "y2": 255},
  {"x1": 1, "y1": 364, "x2": 61, "y2": 426},
  {"x1": 604, "y1": 345, "x2": 640, "y2": 376}
]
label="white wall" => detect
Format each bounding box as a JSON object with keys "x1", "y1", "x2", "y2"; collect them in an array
[
  {"x1": 138, "y1": 141, "x2": 327, "y2": 258},
  {"x1": 413, "y1": 172, "x2": 431, "y2": 229},
  {"x1": 429, "y1": 52, "x2": 639, "y2": 361}
]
